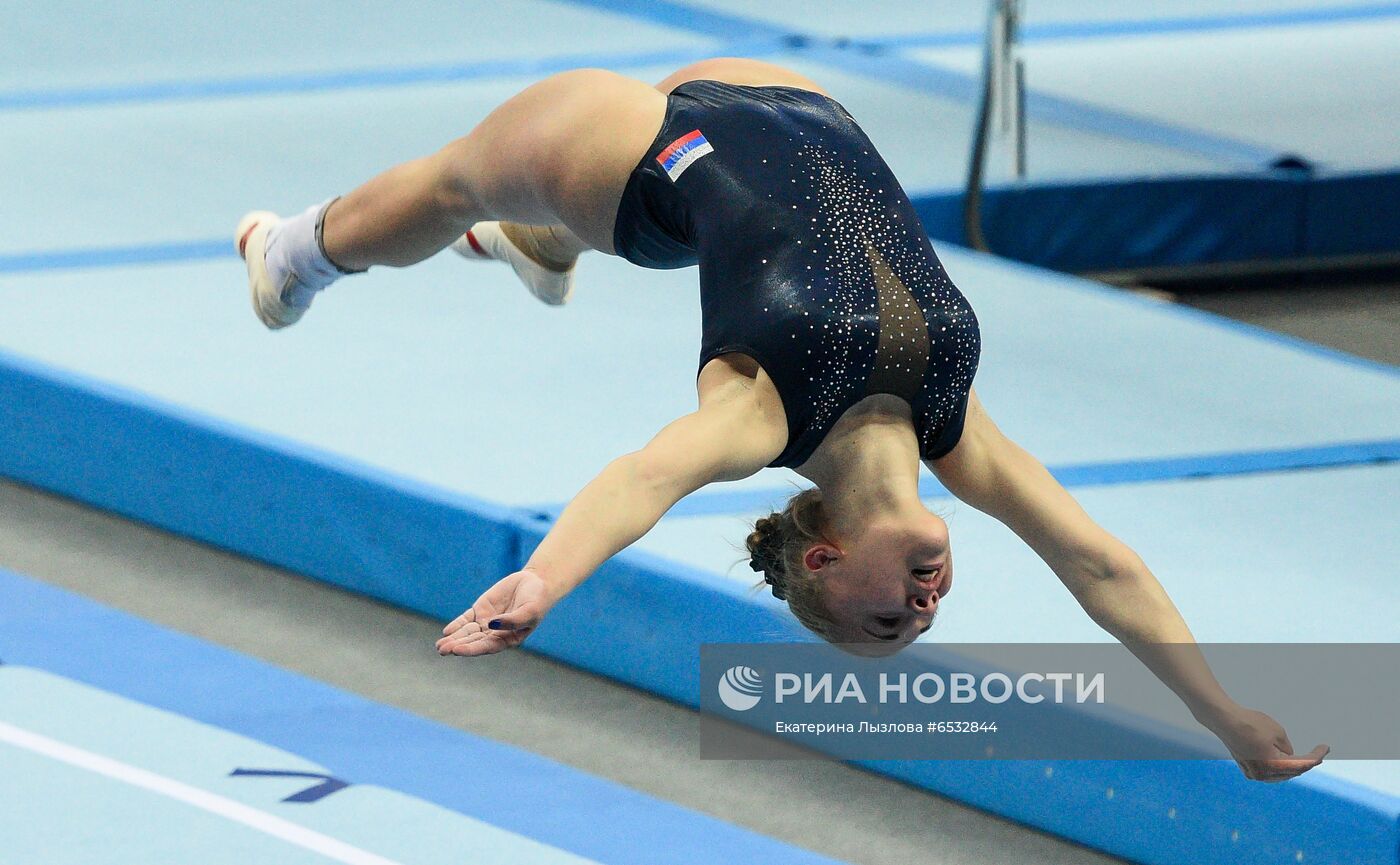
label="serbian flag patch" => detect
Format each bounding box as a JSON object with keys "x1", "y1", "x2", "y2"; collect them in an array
[{"x1": 656, "y1": 129, "x2": 713, "y2": 181}]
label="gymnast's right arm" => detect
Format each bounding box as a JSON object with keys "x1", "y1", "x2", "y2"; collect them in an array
[{"x1": 436, "y1": 396, "x2": 781, "y2": 657}]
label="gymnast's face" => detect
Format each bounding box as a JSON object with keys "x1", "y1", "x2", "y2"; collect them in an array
[{"x1": 807, "y1": 511, "x2": 953, "y2": 653}]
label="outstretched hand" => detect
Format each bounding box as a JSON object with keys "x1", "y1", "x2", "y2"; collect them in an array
[
  {"x1": 1209, "y1": 706, "x2": 1329, "y2": 782},
  {"x1": 436, "y1": 569, "x2": 553, "y2": 658}
]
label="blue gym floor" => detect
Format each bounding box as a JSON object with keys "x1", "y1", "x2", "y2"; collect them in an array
[
  {"x1": 2, "y1": 3, "x2": 1398, "y2": 864},
  {"x1": 0, "y1": 568, "x2": 840, "y2": 865}
]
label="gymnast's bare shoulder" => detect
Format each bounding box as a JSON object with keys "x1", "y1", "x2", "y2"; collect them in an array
[{"x1": 686, "y1": 351, "x2": 790, "y2": 480}]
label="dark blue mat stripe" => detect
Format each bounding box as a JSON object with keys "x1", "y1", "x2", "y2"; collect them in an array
[
  {"x1": 0, "y1": 239, "x2": 231, "y2": 274},
  {"x1": 911, "y1": 172, "x2": 1307, "y2": 271}
]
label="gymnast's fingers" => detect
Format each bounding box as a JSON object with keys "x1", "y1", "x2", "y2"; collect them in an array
[
  {"x1": 1282, "y1": 744, "x2": 1331, "y2": 774},
  {"x1": 1241, "y1": 744, "x2": 1329, "y2": 782},
  {"x1": 442, "y1": 607, "x2": 478, "y2": 636},
  {"x1": 438, "y1": 630, "x2": 492, "y2": 655},
  {"x1": 435, "y1": 621, "x2": 484, "y2": 651},
  {"x1": 445, "y1": 632, "x2": 511, "y2": 657}
]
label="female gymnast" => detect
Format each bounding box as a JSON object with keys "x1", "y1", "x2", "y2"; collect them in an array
[{"x1": 237, "y1": 58, "x2": 1325, "y2": 781}]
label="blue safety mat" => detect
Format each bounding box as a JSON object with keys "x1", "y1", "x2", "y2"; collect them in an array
[
  {"x1": 6, "y1": 1, "x2": 1400, "y2": 271},
  {"x1": 636, "y1": 463, "x2": 1400, "y2": 644},
  {"x1": 0, "y1": 283, "x2": 1397, "y2": 864},
  {"x1": 0, "y1": 62, "x2": 1218, "y2": 259},
  {"x1": 0, "y1": 0, "x2": 717, "y2": 94},
  {"x1": 0, "y1": 567, "x2": 846, "y2": 865},
  {"x1": 679, "y1": 0, "x2": 1397, "y2": 41},
  {"x1": 0, "y1": 246, "x2": 1394, "y2": 508}
]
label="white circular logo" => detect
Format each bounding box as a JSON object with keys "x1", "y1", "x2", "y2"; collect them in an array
[{"x1": 717, "y1": 665, "x2": 763, "y2": 711}]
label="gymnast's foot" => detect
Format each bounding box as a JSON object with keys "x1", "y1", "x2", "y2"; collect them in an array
[
  {"x1": 236, "y1": 199, "x2": 347, "y2": 330},
  {"x1": 451, "y1": 221, "x2": 576, "y2": 306}
]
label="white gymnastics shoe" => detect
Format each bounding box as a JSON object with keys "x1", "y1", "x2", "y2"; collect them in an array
[
  {"x1": 236, "y1": 210, "x2": 320, "y2": 330},
  {"x1": 452, "y1": 221, "x2": 575, "y2": 306}
]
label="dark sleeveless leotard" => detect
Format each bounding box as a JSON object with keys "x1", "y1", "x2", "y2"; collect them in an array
[{"x1": 612, "y1": 80, "x2": 981, "y2": 469}]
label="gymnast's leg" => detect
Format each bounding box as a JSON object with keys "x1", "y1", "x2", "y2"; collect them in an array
[
  {"x1": 652, "y1": 56, "x2": 830, "y2": 96},
  {"x1": 462, "y1": 59, "x2": 834, "y2": 291},
  {"x1": 236, "y1": 69, "x2": 665, "y2": 327}
]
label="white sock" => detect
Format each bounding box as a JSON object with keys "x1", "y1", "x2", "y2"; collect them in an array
[{"x1": 263, "y1": 198, "x2": 354, "y2": 305}]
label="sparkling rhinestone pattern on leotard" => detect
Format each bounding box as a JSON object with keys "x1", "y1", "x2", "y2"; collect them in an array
[
  {"x1": 745, "y1": 134, "x2": 980, "y2": 463},
  {"x1": 611, "y1": 80, "x2": 981, "y2": 467}
]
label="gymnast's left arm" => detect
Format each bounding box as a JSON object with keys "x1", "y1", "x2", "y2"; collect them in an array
[
  {"x1": 437, "y1": 394, "x2": 781, "y2": 658},
  {"x1": 929, "y1": 390, "x2": 1329, "y2": 782}
]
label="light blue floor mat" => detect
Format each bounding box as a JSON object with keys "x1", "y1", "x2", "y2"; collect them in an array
[
  {"x1": 680, "y1": 0, "x2": 1392, "y2": 41},
  {"x1": 0, "y1": 567, "x2": 844, "y2": 865},
  {"x1": 0, "y1": 0, "x2": 716, "y2": 93},
  {"x1": 1, "y1": 244, "x2": 1393, "y2": 507},
  {"x1": 911, "y1": 17, "x2": 1400, "y2": 172},
  {"x1": 635, "y1": 463, "x2": 1400, "y2": 795},
  {"x1": 0, "y1": 60, "x2": 1226, "y2": 258}
]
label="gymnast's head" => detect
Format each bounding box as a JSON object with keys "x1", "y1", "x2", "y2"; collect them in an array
[{"x1": 746, "y1": 488, "x2": 950, "y2": 656}]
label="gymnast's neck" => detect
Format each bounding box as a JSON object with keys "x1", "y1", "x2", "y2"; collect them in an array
[{"x1": 796, "y1": 395, "x2": 927, "y2": 539}]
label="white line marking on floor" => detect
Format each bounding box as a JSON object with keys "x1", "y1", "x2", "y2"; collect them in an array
[{"x1": 0, "y1": 720, "x2": 403, "y2": 865}]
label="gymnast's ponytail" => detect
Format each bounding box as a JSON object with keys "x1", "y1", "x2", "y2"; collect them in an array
[{"x1": 746, "y1": 488, "x2": 837, "y2": 640}]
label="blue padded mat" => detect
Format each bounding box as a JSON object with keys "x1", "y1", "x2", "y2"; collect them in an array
[
  {"x1": 0, "y1": 0, "x2": 716, "y2": 94},
  {"x1": 679, "y1": 0, "x2": 1396, "y2": 41},
  {"x1": 9, "y1": 1, "x2": 1400, "y2": 271},
  {"x1": 910, "y1": 18, "x2": 1400, "y2": 173},
  {"x1": 0, "y1": 61, "x2": 1224, "y2": 260},
  {"x1": 636, "y1": 463, "x2": 1400, "y2": 645},
  {"x1": 558, "y1": 0, "x2": 1400, "y2": 268},
  {"x1": 636, "y1": 461, "x2": 1400, "y2": 815},
  {"x1": 1, "y1": 245, "x2": 1394, "y2": 508},
  {"x1": 0, "y1": 271, "x2": 1396, "y2": 863},
  {"x1": 0, "y1": 567, "x2": 846, "y2": 865}
]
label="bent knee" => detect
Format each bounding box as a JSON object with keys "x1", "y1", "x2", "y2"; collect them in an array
[{"x1": 427, "y1": 139, "x2": 488, "y2": 219}]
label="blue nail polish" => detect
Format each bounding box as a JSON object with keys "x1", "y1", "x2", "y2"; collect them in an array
[{"x1": 488, "y1": 619, "x2": 503, "y2": 630}]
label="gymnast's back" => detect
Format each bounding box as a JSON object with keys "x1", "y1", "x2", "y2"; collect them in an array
[{"x1": 613, "y1": 80, "x2": 981, "y2": 469}]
